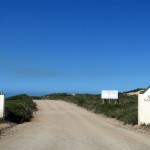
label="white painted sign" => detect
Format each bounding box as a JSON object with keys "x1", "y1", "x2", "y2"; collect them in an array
[
  {"x1": 138, "y1": 87, "x2": 150, "y2": 125},
  {"x1": 101, "y1": 90, "x2": 118, "y2": 99},
  {"x1": 0, "y1": 94, "x2": 5, "y2": 118}
]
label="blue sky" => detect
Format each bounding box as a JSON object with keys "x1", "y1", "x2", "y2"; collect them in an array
[{"x1": 0, "y1": 0, "x2": 150, "y2": 96}]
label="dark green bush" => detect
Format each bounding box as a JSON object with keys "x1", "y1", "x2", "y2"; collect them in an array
[
  {"x1": 77, "y1": 97, "x2": 86, "y2": 106},
  {"x1": 5, "y1": 94, "x2": 37, "y2": 123},
  {"x1": 121, "y1": 111, "x2": 138, "y2": 125}
]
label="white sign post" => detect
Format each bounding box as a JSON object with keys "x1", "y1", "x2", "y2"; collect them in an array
[
  {"x1": 101, "y1": 90, "x2": 118, "y2": 104},
  {"x1": 138, "y1": 87, "x2": 150, "y2": 125},
  {"x1": 0, "y1": 94, "x2": 5, "y2": 118}
]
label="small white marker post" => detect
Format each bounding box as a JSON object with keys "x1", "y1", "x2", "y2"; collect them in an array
[{"x1": 0, "y1": 93, "x2": 5, "y2": 118}]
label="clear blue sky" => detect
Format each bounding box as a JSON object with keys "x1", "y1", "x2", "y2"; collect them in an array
[{"x1": 0, "y1": 0, "x2": 150, "y2": 96}]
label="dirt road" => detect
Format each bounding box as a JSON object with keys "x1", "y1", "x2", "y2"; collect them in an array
[{"x1": 0, "y1": 100, "x2": 150, "y2": 150}]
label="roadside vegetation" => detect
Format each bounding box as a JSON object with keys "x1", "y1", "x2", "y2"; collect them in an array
[
  {"x1": 43, "y1": 93, "x2": 138, "y2": 125},
  {"x1": 5, "y1": 94, "x2": 37, "y2": 123}
]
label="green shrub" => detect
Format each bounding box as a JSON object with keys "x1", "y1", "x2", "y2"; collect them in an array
[
  {"x1": 5, "y1": 94, "x2": 37, "y2": 123},
  {"x1": 77, "y1": 97, "x2": 86, "y2": 106},
  {"x1": 121, "y1": 111, "x2": 138, "y2": 125}
]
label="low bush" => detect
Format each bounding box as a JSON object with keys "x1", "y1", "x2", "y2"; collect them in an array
[
  {"x1": 121, "y1": 110, "x2": 138, "y2": 125},
  {"x1": 5, "y1": 94, "x2": 37, "y2": 123}
]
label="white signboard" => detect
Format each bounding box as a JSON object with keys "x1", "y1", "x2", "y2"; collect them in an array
[
  {"x1": 0, "y1": 95, "x2": 5, "y2": 118},
  {"x1": 101, "y1": 90, "x2": 118, "y2": 99},
  {"x1": 138, "y1": 87, "x2": 150, "y2": 125}
]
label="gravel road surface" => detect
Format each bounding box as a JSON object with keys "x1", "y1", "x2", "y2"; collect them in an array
[{"x1": 0, "y1": 100, "x2": 150, "y2": 150}]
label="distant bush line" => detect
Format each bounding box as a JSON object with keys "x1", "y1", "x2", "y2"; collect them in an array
[{"x1": 43, "y1": 93, "x2": 138, "y2": 125}]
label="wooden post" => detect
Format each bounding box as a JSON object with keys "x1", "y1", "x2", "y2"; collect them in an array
[{"x1": 102, "y1": 99, "x2": 105, "y2": 104}]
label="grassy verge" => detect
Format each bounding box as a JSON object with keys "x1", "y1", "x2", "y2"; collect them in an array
[
  {"x1": 5, "y1": 94, "x2": 37, "y2": 123},
  {"x1": 44, "y1": 93, "x2": 138, "y2": 125}
]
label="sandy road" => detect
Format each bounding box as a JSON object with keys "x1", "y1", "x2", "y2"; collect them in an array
[{"x1": 0, "y1": 100, "x2": 150, "y2": 150}]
